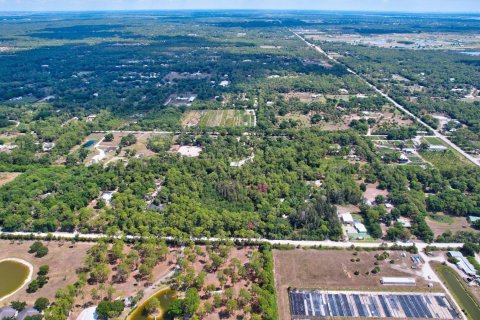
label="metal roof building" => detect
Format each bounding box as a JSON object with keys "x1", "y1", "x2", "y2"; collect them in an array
[
  {"x1": 354, "y1": 222, "x2": 367, "y2": 234},
  {"x1": 341, "y1": 213, "x2": 354, "y2": 225},
  {"x1": 381, "y1": 277, "x2": 416, "y2": 286},
  {"x1": 448, "y1": 251, "x2": 477, "y2": 276}
]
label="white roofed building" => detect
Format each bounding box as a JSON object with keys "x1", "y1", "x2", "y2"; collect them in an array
[
  {"x1": 341, "y1": 213, "x2": 354, "y2": 225},
  {"x1": 381, "y1": 277, "x2": 416, "y2": 286}
]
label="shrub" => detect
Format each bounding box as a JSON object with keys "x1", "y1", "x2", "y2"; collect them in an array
[
  {"x1": 96, "y1": 300, "x2": 124, "y2": 319},
  {"x1": 27, "y1": 280, "x2": 39, "y2": 293},
  {"x1": 11, "y1": 301, "x2": 27, "y2": 311},
  {"x1": 38, "y1": 265, "x2": 49, "y2": 276},
  {"x1": 29, "y1": 241, "x2": 49, "y2": 257},
  {"x1": 34, "y1": 297, "x2": 50, "y2": 311}
]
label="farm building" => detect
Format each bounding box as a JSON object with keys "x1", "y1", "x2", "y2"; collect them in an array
[
  {"x1": 428, "y1": 145, "x2": 448, "y2": 152},
  {"x1": 354, "y1": 222, "x2": 368, "y2": 236},
  {"x1": 345, "y1": 226, "x2": 357, "y2": 235},
  {"x1": 381, "y1": 277, "x2": 416, "y2": 286},
  {"x1": 448, "y1": 251, "x2": 477, "y2": 276},
  {"x1": 341, "y1": 213, "x2": 354, "y2": 225}
]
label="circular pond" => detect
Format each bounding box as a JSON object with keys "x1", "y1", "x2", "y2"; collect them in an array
[
  {"x1": 129, "y1": 288, "x2": 176, "y2": 320},
  {"x1": 0, "y1": 258, "x2": 33, "y2": 301}
]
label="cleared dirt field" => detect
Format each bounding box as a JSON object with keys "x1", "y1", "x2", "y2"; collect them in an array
[
  {"x1": 280, "y1": 92, "x2": 326, "y2": 104},
  {"x1": 426, "y1": 214, "x2": 477, "y2": 237},
  {"x1": 0, "y1": 172, "x2": 20, "y2": 186},
  {"x1": 362, "y1": 182, "x2": 389, "y2": 203},
  {"x1": 277, "y1": 112, "x2": 312, "y2": 127},
  {"x1": 182, "y1": 110, "x2": 254, "y2": 128},
  {"x1": 273, "y1": 249, "x2": 435, "y2": 320},
  {"x1": 0, "y1": 240, "x2": 94, "y2": 306},
  {"x1": 80, "y1": 132, "x2": 157, "y2": 165}
]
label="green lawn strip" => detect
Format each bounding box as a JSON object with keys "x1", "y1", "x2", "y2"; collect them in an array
[
  {"x1": 221, "y1": 110, "x2": 229, "y2": 126},
  {"x1": 423, "y1": 137, "x2": 444, "y2": 145},
  {"x1": 428, "y1": 214, "x2": 454, "y2": 225},
  {"x1": 435, "y1": 265, "x2": 480, "y2": 320},
  {"x1": 421, "y1": 137, "x2": 473, "y2": 166},
  {"x1": 198, "y1": 111, "x2": 209, "y2": 127}
]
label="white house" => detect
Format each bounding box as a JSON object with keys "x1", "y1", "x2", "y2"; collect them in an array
[{"x1": 341, "y1": 213, "x2": 354, "y2": 225}]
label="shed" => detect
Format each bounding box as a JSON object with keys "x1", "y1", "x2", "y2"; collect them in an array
[
  {"x1": 381, "y1": 277, "x2": 416, "y2": 286},
  {"x1": 341, "y1": 213, "x2": 354, "y2": 225},
  {"x1": 448, "y1": 251, "x2": 477, "y2": 276},
  {"x1": 354, "y1": 222, "x2": 367, "y2": 234}
]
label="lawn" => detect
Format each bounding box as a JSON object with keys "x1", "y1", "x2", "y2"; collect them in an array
[{"x1": 423, "y1": 137, "x2": 444, "y2": 145}]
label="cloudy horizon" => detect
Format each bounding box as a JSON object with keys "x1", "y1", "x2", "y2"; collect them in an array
[{"x1": 0, "y1": 0, "x2": 479, "y2": 13}]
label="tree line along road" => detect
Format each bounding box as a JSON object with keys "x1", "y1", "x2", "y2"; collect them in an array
[{"x1": 0, "y1": 230, "x2": 464, "y2": 250}]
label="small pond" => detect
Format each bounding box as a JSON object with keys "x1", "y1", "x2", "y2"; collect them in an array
[
  {"x1": 0, "y1": 259, "x2": 31, "y2": 300},
  {"x1": 83, "y1": 140, "x2": 96, "y2": 148},
  {"x1": 129, "y1": 288, "x2": 176, "y2": 320}
]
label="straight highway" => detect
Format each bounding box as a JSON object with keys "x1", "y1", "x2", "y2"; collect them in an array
[{"x1": 292, "y1": 31, "x2": 480, "y2": 168}]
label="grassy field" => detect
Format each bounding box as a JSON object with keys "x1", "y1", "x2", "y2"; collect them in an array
[
  {"x1": 420, "y1": 150, "x2": 472, "y2": 169},
  {"x1": 420, "y1": 137, "x2": 474, "y2": 167},
  {"x1": 435, "y1": 266, "x2": 480, "y2": 320},
  {"x1": 428, "y1": 214, "x2": 455, "y2": 224},
  {"x1": 423, "y1": 137, "x2": 445, "y2": 145},
  {"x1": 426, "y1": 213, "x2": 476, "y2": 237},
  {"x1": 182, "y1": 109, "x2": 254, "y2": 127}
]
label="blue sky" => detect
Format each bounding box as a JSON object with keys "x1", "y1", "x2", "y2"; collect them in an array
[{"x1": 0, "y1": 0, "x2": 479, "y2": 13}]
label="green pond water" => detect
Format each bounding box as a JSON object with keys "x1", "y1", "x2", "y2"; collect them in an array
[
  {"x1": 438, "y1": 267, "x2": 480, "y2": 320},
  {"x1": 129, "y1": 288, "x2": 176, "y2": 320},
  {"x1": 0, "y1": 260, "x2": 30, "y2": 299}
]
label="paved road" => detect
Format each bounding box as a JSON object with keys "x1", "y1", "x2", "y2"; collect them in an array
[
  {"x1": 0, "y1": 230, "x2": 464, "y2": 250},
  {"x1": 419, "y1": 252, "x2": 468, "y2": 320},
  {"x1": 292, "y1": 32, "x2": 480, "y2": 167}
]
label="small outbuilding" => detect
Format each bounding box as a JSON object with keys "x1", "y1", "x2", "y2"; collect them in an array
[
  {"x1": 381, "y1": 277, "x2": 416, "y2": 286},
  {"x1": 354, "y1": 222, "x2": 368, "y2": 235},
  {"x1": 341, "y1": 213, "x2": 354, "y2": 225}
]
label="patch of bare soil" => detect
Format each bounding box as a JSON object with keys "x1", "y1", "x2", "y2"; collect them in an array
[{"x1": 0, "y1": 240, "x2": 94, "y2": 306}]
